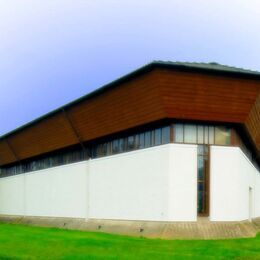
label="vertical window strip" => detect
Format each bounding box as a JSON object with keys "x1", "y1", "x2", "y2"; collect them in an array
[{"x1": 174, "y1": 123, "x2": 184, "y2": 142}]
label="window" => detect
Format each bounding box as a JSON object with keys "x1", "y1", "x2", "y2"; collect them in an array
[
  {"x1": 204, "y1": 126, "x2": 209, "y2": 144},
  {"x1": 127, "y1": 136, "x2": 135, "y2": 151},
  {"x1": 209, "y1": 126, "x2": 214, "y2": 144},
  {"x1": 134, "y1": 134, "x2": 140, "y2": 149},
  {"x1": 97, "y1": 143, "x2": 104, "y2": 157},
  {"x1": 162, "y1": 126, "x2": 170, "y2": 144},
  {"x1": 118, "y1": 138, "x2": 124, "y2": 152},
  {"x1": 215, "y1": 126, "x2": 231, "y2": 145},
  {"x1": 174, "y1": 124, "x2": 184, "y2": 142},
  {"x1": 139, "y1": 133, "x2": 145, "y2": 148},
  {"x1": 155, "y1": 128, "x2": 162, "y2": 145},
  {"x1": 145, "y1": 131, "x2": 151, "y2": 147},
  {"x1": 197, "y1": 125, "x2": 203, "y2": 143},
  {"x1": 184, "y1": 124, "x2": 197, "y2": 143},
  {"x1": 150, "y1": 130, "x2": 155, "y2": 146},
  {"x1": 112, "y1": 139, "x2": 119, "y2": 154}
]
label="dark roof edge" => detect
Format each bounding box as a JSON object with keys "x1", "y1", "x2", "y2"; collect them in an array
[
  {"x1": 1, "y1": 61, "x2": 260, "y2": 140},
  {"x1": 156, "y1": 61, "x2": 260, "y2": 78}
]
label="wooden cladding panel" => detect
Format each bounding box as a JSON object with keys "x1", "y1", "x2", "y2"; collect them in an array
[
  {"x1": 157, "y1": 68, "x2": 259, "y2": 123},
  {"x1": 0, "y1": 67, "x2": 259, "y2": 166},
  {"x1": 245, "y1": 94, "x2": 260, "y2": 151},
  {"x1": 4, "y1": 113, "x2": 79, "y2": 164},
  {"x1": 0, "y1": 141, "x2": 17, "y2": 165},
  {"x1": 67, "y1": 70, "x2": 166, "y2": 141}
]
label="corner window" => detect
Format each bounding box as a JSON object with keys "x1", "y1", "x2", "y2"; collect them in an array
[{"x1": 215, "y1": 126, "x2": 231, "y2": 145}]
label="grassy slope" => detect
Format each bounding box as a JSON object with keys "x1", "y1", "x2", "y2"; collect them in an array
[{"x1": 0, "y1": 223, "x2": 259, "y2": 259}]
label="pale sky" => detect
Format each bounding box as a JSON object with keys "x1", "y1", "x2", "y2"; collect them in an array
[{"x1": 0, "y1": 0, "x2": 260, "y2": 135}]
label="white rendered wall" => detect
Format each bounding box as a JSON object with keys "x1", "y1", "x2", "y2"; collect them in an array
[
  {"x1": 210, "y1": 146, "x2": 260, "y2": 221},
  {"x1": 168, "y1": 144, "x2": 197, "y2": 221},
  {"x1": 1, "y1": 144, "x2": 259, "y2": 222},
  {"x1": 0, "y1": 144, "x2": 197, "y2": 221},
  {"x1": 0, "y1": 162, "x2": 88, "y2": 218},
  {"x1": 255, "y1": 171, "x2": 260, "y2": 217},
  {"x1": 89, "y1": 144, "x2": 197, "y2": 221},
  {"x1": 0, "y1": 175, "x2": 24, "y2": 215}
]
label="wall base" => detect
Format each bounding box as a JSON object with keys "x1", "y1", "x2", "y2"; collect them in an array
[{"x1": 0, "y1": 215, "x2": 259, "y2": 240}]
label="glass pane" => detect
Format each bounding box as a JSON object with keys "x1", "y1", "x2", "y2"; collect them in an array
[
  {"x1": 155, "y1": 128, "x2": 162, "y2": 145},
  {"x1": 127, "y1": 136, "x2": 135, "y2": 150},
  {"x1": 108, "y1": 142, "x2": 112, "y2": 155},
  {"x1": 204, "y1": 126, "x2": 209, "y2": 144},
  {"x1": 184, "y1": 124, "x2": 197, "y2": 143},
  {"x1": 150, "y1": 130, "x2": 155, "y2": 146},
  {"x1": 174, "y1": 124, "x2": 184, "y2": 142},
  {"x1": 198, "y1": 191, "x2": 204, "y2": 213},
  {"x1": 215, "y1": 126, "x2": 231, "y2": 145},
  {"x1": 198, "y1": 156, "x2": 204, "y2": 180},
  {"x1": 139, "y1": 133, "x2": 145, "y2": 149},
  {"x1": 118, "y1": 138, "x2": 124, "y2": 152},
  {"x1": 198, "y1": 125, "x2": 204, "y2": 144},
  {"x1": 198, "y1": 182, "x2": 204, "y2": 191},
  {"x1": 209, "y1": 126, "x2": 214, "y2": 144},
  {"x1": 162, "y1": 126, "x2": 170, "y2": 144},
  {"x1": 134, "y1": 134, "x2": 139, "y2": 149},
  {"x1": 112, "y1": 139, "x2": 119, "y2": 154},
  {"x1": 197, "y1": 145, "x2": 204, "y2": 155},
  {"x1": 97, "y1": 144, "x2": 103, "y2": 157},
  {"x1": 204, "y1": 145, "x2": 209, "y2": 154},
  {"x1": 145, "y1": 131, "x2": 151, "y2": 148},
  {"x1": 103, "y1": 142, "x2": 109, "y2": 155}
]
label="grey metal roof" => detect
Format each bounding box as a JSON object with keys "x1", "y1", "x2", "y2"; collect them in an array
[
  {"x1": 1, "y1": 60, "x2": 260, "y2": 139},
  {"x1": 154, "y1": 60, "x2": 260, "y2": 76}
]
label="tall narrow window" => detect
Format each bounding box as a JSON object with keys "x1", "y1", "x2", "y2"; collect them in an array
[
  {"x1": 134, "y1": 134, "x2": 139, "y2": 149},
  {"x1": 184, "y1": 124, "x2": 197, "y2": 143},
  {"x1": 204, "y1": 126, "x2": 209, "y2": 144},
  {"x1": 105, "y1": 142, "x2": 112, "y2": 155},
  {"x1": 162, "y1": 126, "x2": 170, "y2": 144},
  {"x1": 139, "y1": 133, "x2": 145, "y2": 148},
  {"x1": 197, "y1": 145, "x2": 209, "y2": 216},
  {"x1": 155, "y1": 128, "x2": 162, "y2": 145},
  {"x1": 174, "y1": 124, "x2": 184, "y2": 142},
  {"x1": 127, "y1": 136, "x2": 135, "y2": 151},
  {"x1": 112, "y1": 139, "x2": 119, "y2": 154},
  {"x1": 209, "y1": 126, "x2": 214, "y2": 144},
  {"x1": 118, "y1": 138, "x2": 124, "y2": 152},
  {"x1": 145, "y1": 131, "x2": 151, "y2": 148},
  {"x1": 197, "y1": 125, "x2": 204, "y2": 144},
  {"x1": 97, "y1": 143, "x2": 104, "y2": 157},
  {"x1": 150, "y1": 130, "x2": 155, "y2": 146}
]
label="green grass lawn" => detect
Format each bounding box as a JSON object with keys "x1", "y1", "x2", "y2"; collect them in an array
[{"x1": 0, "y1": 223, "x2": 259, "y2": 259}]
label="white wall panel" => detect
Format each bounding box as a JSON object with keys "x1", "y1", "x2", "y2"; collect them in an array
[
  {"x1": 0, "y1": 175, "x2": 24, "y2": 215},
  {"x1": 168, "y1": 144, "x2": 197, "y2": 221},
  {"x1": 89, "y1": 144, "x2": 197, "y2": 221},
  {"x1": 0, "y1": 162, "x2": 88, "y2": 218},
  {"x1": 24, "y1": 162, "x2": 88, "y2": 218},
  {"x1": 210, "y1": 146, "x2": 260, "y2": 221},
  {"x1": 89, "y1": 145, "x2": 170, "y2": 221},
  {"x1": 255, "y1": 173, "x2": 260, "y2": 217}
]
